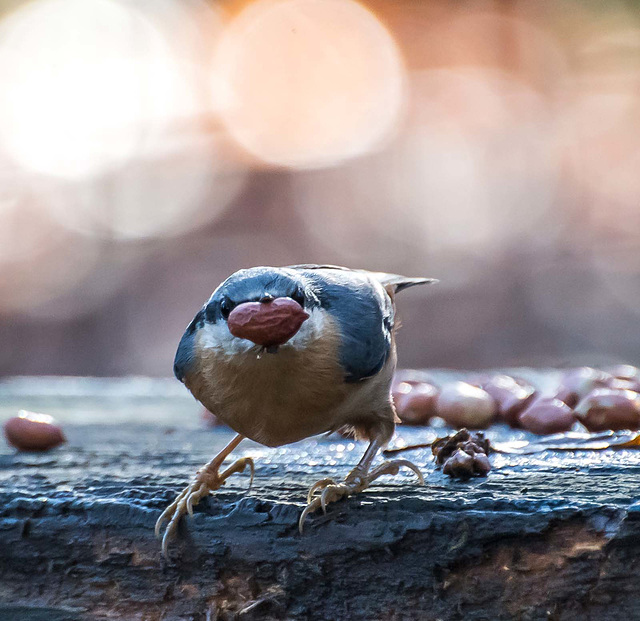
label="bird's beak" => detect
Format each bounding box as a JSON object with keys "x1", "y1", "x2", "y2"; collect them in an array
[{"x1": 227, "y1": 297, "x2": 309, "y2": 348}]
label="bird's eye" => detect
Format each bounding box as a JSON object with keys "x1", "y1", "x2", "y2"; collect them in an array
[
  {"x1": 220, "y1": 298, "x2": 232, "y2": 319},
  {"x1": 291, "y1": 288, "x2": 305, "y2": 308}
]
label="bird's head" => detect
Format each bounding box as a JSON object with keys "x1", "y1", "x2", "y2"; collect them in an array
[
  {"x1": 174, "y1": 268, "x2": 330, "y2": 381},
  {"x1": 201, "y1": 267, "x2": 319, "y2": 354}
]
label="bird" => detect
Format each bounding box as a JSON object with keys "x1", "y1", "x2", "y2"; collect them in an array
[{"x1": 155, "y1": 264, "x2": 436, "y2": 557}]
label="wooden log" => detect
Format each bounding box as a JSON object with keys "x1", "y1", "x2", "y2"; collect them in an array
[{"x1": 1, "y1": 375, "x2": 639, "y2": 620}]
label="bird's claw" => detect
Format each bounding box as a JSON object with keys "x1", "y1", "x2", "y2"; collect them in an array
[
  {"x1": 298, "y1": 458, "x2": 423, "y2": 534},
  {"x1": 155, "y1": 478, "x2": 210, "y2": 559},
  {"x1": 368, "y1": 458, "x2": 425, "y2": 486},
  {"x1": 155, "y1": 456, "x2": 254, "y2": 560},
  {"x1": 299, "y1": 483, "x2": 350, "y2": 532},
  {"x1": 306, "y1": 477, "x2": 337, "y2": 503}
]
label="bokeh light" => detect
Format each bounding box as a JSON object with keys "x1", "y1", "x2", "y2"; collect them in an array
[
  {"x1": 2, "y1": 0, "x2": 640, "y2": 373},
  {"x1": 0, "y1": 0, "x2": 246, "y2": 240},
  {"x1": 292, "y1": 67, "x2": 558, "y2": 280},
  {"x1": 37, "y1": 130, "x2": 247, "y2": 240},
  {"x1": 0, "y1": 0, "x2": 192, "y2": 179},
  {"x1": 212, "y1": 0, "x2": 406, "y2": 169}
]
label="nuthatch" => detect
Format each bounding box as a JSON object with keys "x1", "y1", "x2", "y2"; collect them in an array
[{"x1": 155, "y1": 264, "x2": 436, "y2": 557}]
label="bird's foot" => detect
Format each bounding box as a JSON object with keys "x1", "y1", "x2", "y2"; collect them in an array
[
  {"x1": 155, "y1": 456, "x2": 254, "y2": 559},
  {"x1": 299, "y1": 458, "x2": 423, "y2": 533}
]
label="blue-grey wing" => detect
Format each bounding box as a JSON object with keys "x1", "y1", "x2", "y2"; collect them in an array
[{"x1": 294, "y1": 267, "x2": 394, "y2": 383}]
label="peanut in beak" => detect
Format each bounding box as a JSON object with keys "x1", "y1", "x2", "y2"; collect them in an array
[{"x1": 227, "y1": 297, "x2": 309, "y2": 347}]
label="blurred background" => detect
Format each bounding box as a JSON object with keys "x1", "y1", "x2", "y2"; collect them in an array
[{"x1": 0, "y1": 0, "x2": 639, "y2": 377}]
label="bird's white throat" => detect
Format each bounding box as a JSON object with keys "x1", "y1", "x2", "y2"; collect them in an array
[{"x1": 197, "y1": 306, "x2": 328, "y2": 357}]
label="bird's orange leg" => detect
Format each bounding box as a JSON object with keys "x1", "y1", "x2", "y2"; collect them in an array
[
  {"x1": 155, "y1": 433, "x2": 253, "y2": 558},
  {"x1": 299, "y1": 433, "x2": 424, "y2": 533}
]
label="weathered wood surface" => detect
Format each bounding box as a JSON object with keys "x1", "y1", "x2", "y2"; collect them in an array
[{"x1": 1, "y1": 375, "x2": 640, "y2": 621}]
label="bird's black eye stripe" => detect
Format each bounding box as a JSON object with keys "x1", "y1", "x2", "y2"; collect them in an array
[
  {"x1": 291, "y1": 288, "x2": 305, "y2": 308},
  {"x1": 220, "y1": 298, "x2": 232, "y2": 319}
]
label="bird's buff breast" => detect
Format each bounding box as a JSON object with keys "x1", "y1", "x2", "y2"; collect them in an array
[{"x1": 185, "y1": 321, "x2": 350, "y2": 446}]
